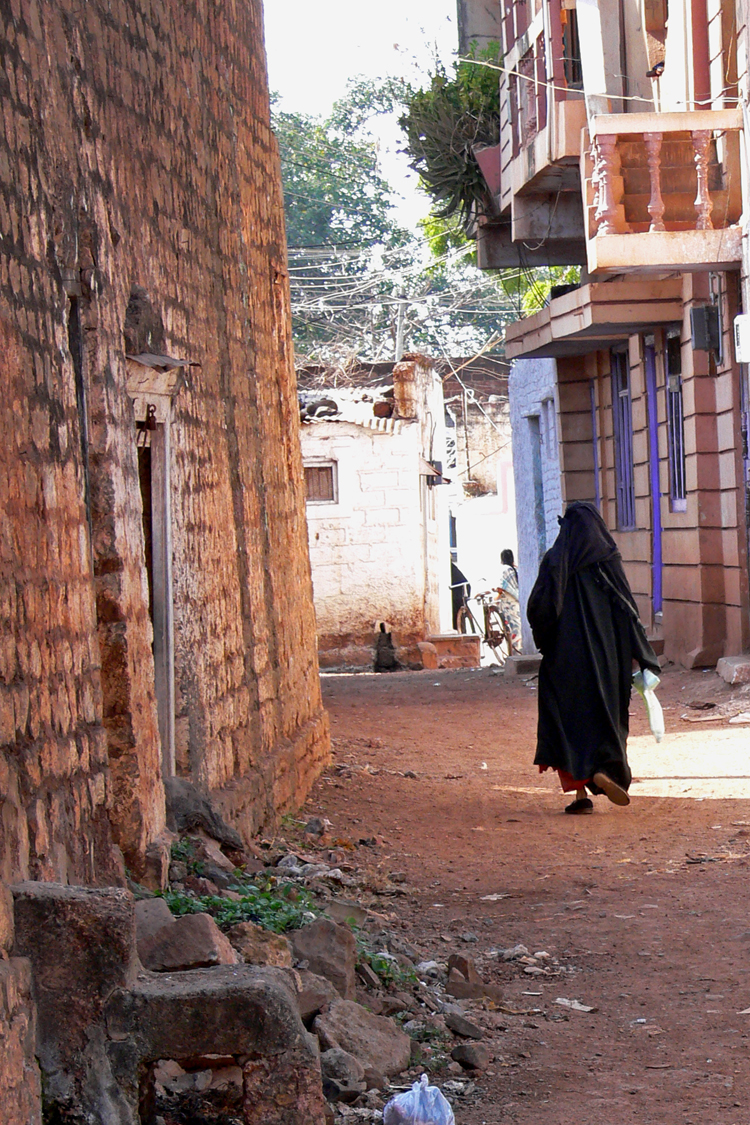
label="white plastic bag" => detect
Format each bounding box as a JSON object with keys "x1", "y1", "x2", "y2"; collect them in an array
[
  {"x1": 633, "y1": 668, "x2": 665, "y2": 742},
  {"x1": 383, "y1": 1074, "x2": 455, "y2": 1125}
]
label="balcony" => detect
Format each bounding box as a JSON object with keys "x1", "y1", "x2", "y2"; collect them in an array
[
  {"x1": 503, "y1": 279, "x2": 684, "y2": 360},
  {"x1": 582, "y1": 109, "x2": 743, "y2": 275}
]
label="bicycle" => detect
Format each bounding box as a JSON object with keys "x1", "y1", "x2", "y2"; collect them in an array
[{"x1": 455, "y1": 586, "x2": 516, "y2": 665}]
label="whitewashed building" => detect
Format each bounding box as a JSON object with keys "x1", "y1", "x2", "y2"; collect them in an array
[{"x1": 299, "y1": 357, "x2": 453, "y2": 669}]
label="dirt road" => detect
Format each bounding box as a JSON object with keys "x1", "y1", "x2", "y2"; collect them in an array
[{"x1": 305, "y1": 663, "x2": 750, "y2": 1124}]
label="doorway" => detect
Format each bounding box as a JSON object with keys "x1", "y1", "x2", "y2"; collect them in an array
[{"x1": 135, "y1": 412, "x2": 175, "y2": 778}]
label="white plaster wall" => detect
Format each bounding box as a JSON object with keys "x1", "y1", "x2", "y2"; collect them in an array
[
  {"x1": 301, "y1": 418, "x2": 451, "y2": 666},
  {"x1": 509, "y1": 357, "x2": 564, "y2": 652},
  {"x1": 453, "y1": 453, "x2": 517, "y2": 595},
  {"x1": 420, "y1": 374, "x2": 453, "y2": 638}
]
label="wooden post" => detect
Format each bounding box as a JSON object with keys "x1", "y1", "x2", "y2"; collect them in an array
[
  {"x1": 691, "y1": 129, "x2": 714, "y2": 230},
  {"x1": 643, "y1": 132, "x2": 666, "y2": 231},
  {"x1": 593, "y1": 134, "x2": 620, "y2": 235}
]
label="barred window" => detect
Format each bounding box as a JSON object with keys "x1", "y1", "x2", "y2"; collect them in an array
[{"x1": 665, "y1": 331, "x2": 687, "y2": 511}]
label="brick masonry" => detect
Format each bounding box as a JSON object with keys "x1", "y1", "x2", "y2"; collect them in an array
[{"x1": 0, "y1": 0, "x2": 329, "y2": 879}]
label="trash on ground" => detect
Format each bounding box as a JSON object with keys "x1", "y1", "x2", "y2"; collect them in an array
[
  {"x1": 554, "y1": 997, "x2": 598, "y2": 1013},
  {"x1": 383, "y1": 1074, "x2": 455, "y2": 1125}
]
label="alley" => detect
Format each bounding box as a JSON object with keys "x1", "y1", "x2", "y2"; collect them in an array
[{"x1": 306, "y1": 666, "x2": 750, "y2": 1125}]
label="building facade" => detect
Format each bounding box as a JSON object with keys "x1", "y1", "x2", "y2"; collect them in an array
[
  {"x1": 299, "y1": 357, "x2": 453, "y2": 668},
  {"x1": 461, "y1": 0, "x2": 750, "y2": 667}
]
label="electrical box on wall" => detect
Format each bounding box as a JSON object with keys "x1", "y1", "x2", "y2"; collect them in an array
[
  {"x1": 734, "y1": 314, "x2": 750, "y2": 363},
  {"x1": 690, "y1": 305, "x2": 721, "y2": 353}
]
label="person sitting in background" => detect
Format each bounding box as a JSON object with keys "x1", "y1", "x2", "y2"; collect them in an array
[
  {"x1": 497, "y1": 548, "x2": 521, "y2": 652},
  {"x1": 450, "y1": 560, "x2": 471, "y2": 630}
]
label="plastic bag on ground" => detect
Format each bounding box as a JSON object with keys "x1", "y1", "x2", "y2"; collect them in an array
[
  {"x1": 383, "y1": 1074, "x2": 455, "y2": 1125},
  {"x1": 633, "y1": 668, "x2": 665, "y2": 742}
]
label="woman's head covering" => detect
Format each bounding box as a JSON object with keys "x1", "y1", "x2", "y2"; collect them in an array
[{"x1": 559, "y1": 502, "x2": 620, "y2": 576}]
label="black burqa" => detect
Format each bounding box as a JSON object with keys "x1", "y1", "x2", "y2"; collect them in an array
[{"x1": 527, "y1": 502, "x2": 660, "y2": 790}]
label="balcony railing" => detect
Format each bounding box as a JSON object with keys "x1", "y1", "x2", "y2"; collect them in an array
[{"x1": 581, "y1": 109, "x2": 743, "y2": 274}]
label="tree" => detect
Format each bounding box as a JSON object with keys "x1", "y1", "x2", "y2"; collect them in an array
[
  {"x1": 273, "y1": 79, "x2": 407, "y2": 251},
  {"x1": 273, "y1": 77, "x2": 516, "y2": 363}
]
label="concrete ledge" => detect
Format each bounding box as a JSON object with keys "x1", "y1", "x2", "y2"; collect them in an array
[
  {"x1": 717, "y1": 655, "x2": 750, "y2": 685},
  {"x1": 504, "y1": 654, "x2": 542, "y2": 676},
  {"x1": 418, "y1": 634, "x2": 481, "y2": 670}
]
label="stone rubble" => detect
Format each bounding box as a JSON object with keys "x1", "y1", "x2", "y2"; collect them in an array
[
  {"x1": 114, "y1": 802, "x2": 585, "y2": 1124},
  {"x1": 139, "y1": 912, "x2": 240, "y2": 971}
]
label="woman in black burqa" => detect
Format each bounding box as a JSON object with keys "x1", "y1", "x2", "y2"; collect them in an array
[{"x1": 526, "y1": 502, "x2": 660, "y2": 814}]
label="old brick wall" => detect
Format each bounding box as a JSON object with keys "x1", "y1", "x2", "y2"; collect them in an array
[
  {"x1": 0, "y1": 887, "x2": 41, "y2": 1124},
  {"x1": 0, "y1": 0, "x2": 328, "y2": 881}
]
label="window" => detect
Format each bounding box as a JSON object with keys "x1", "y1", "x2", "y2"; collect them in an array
[
  {"x1": 304, "y1": 462, "x2": 337, "y2": 503},
  {"x1": 611, "y1": 350, "x2": 636, "y2": 530},
  {"x1": 561, "y1": 8, "x2": 583, "y2": 90},
  {"x1": 665, "y1": 331, "x2": 687, "y2": 511}
]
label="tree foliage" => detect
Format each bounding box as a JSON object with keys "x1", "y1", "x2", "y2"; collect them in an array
[
  {"x1": 272, "y1": 76, "x2": 515, "y2": 364},
  {"x1": 273, "y1": 95, "x2": 399, "y2": 251}
]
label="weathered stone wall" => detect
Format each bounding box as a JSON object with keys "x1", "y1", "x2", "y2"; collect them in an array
[
  {"x1": 0, "y1": 887, "x2": 41, "y2": 1124},
  {"x1": 0, "y1": 0, "x2": 328, "y2": 882}
]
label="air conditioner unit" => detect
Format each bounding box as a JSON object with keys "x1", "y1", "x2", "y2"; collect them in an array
[{"x1": 734, "y1": 314, "x2": 750, "y2": 363}]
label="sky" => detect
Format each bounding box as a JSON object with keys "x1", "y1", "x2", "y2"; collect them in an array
[{"x1": 262, "y1": 0, "x2": 459, "y2": 228}]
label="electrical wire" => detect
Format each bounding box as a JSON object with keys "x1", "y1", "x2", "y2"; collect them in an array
[{"x1": 459, "y1": 54, "x2": 742, "y2": 108}]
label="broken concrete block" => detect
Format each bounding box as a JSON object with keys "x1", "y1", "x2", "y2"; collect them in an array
[
  {"x1": 717, "y1": 655, "x2": 750, "y2": 685},
  {"x1": 11, "y1": 882, "x2": 138, "y2": 1120},
  {"x1": 243, "y1": 1045, "x2": 327, "y2": 1124},
  {"x1": 416, "y1": 641, "x2": 439, "y2": 670},
  {"x1": 107, "y1": 965, "x2": 326, "y2": 1123},
  {"x1": 451, "y1": 1041, "x2": 490, "y2": 1070},
  {"x1": 444, "y1": 1010, "x2": 484, "y2": 1040},
  {"x1": 313, "y1": 998, "x2": 411, "y2": 1078},
  {"x1": 134, "y1": 897, "x2": 175, "y2": 956},
  {"x1": 290, "y1": 917, "x2": 356, "y2": 1000},
  {"x1": 445, "y1": 974, "x2": 503, "y2": 1003},
  {"x1": 227, "y1": 921, "x2": 294, "y2": 968},
  {"x1": 288, "y1": 969, "x2": 341, "y2": 1021},
  {"x1": 504, "y1": 653, "x2": 542, "y2": 676},
  {"x1": 423, "y1": 633, "x2": 481, "y2": 669},
  {"x1": 447, "y1": 953, "x2": 482, "y2": 984},
  {"x1": 320, "y1": 1046, "x2": 366, "y2": 1101},
  {"x1": 139, "y1": 912, "x2": 239, "y2": 971}
]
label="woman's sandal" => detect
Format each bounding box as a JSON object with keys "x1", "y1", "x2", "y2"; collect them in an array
[
  {"x1": 592, "y1": 771, "x2": 630, "y2": 806},
  {"x1": 565, "y1": 797, "x2": 593, "y2": 815}
]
